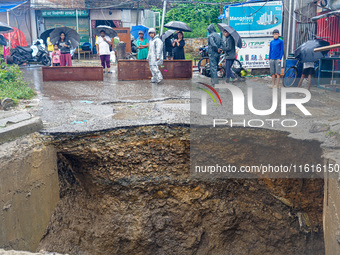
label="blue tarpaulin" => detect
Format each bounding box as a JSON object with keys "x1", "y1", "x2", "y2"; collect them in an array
[{"x1": 0, "y1": 1, "x2": 27, "y2": 13}]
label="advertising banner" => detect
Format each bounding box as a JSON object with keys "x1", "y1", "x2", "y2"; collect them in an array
[
  {"x1": 229, "y1": 1, "x2": 283, "y2": 37},
  {"x1": 236, "y1": 37, "x2": 272, "y2": 68}
]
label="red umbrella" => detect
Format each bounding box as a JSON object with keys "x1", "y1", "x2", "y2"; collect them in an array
[{"x1": 3, "y1": 27, "x2": 27, "y2": 48}]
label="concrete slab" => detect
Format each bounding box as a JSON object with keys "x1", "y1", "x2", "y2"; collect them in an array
[
  {"x1": 0, "y1": 112, "x2": 32, "y2": 127},
  {"x1": 0, "y1": 117, "x2": 43, "y2": 144}
]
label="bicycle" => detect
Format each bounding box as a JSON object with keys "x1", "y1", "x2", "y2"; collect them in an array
[
  {"x1": 283, "y1": 59, "x2": 301, "y2": 87},
  {"x1": 283, "y1": 59, "x2": 319, "y2": 87},
  {"x1": 217, "y1": 53, "x2": 244, "y2": 80},
  {"x1": 197, "y1": 46, "x2": 209, "y2": 72}
]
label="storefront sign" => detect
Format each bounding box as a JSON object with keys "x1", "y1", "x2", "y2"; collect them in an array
[
  {"x1": 31, "y1": 0, "x2": 85, "y2": 9},
  {"x1": 229, "y1": 1, "x2": 283, "y2": 37},
  {"x1": 236, "y1": 37, "x2": 272, "y2": 68},
  {"x1": 42, "y1": 10, "x2": 88, "y2": 17}
]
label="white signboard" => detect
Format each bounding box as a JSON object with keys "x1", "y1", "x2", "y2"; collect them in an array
[{"x1": 236, "y1": 37, "x2": 272, "y2": 69}]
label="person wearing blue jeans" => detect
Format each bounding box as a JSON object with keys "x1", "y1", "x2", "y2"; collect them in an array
[
  {"x1": 220, "y1": 29, "x2": 237, "y2": 83},
  {"x1": 269, "y1": 29, "x2": 284, "y2": 88}
]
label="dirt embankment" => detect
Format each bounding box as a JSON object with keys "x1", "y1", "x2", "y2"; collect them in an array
[{"x1": 38, "y1": 125, "x2": 324, "y2": 255}]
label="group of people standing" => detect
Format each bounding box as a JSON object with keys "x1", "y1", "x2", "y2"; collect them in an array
[
  {"x1": 135, "y1": 30, "x2": 186, "y2": 61},
  {"x1": 163, "y1": 31, "x2": 186, "y2": 60},
  {"x1": 49, "y1": 32, "x2": 73, "y2": 67},
  {"x1": 207, "y1": 24, "x2": 237, "y2": 86},
  {"x1": 134, "y1": 28, "x2": 186, "y2": 84}
]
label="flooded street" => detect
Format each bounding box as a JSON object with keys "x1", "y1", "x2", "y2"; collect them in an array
[{"x1": 21, "y1": 64, "x2": 192, "y2": 133}]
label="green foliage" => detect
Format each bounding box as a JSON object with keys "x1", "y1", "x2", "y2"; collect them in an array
[
  {"x1": 0, "y1": 62, "x2": 35, "y2": 103},
  {"x1": 152, "y1": 0, "x2": 236, "y2": 38}
]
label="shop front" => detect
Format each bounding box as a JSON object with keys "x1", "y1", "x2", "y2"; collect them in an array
[{"x1": 41, "y1": 9, "x2": 90, "y2": 44}]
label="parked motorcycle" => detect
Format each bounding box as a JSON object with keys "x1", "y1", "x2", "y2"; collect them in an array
[{"x1": 11, "y1": 39, "x2": 51, "y2": 66}]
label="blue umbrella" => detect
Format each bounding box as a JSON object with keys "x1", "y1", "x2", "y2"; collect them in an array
[{"x1": 131, "y1": 25, "x2": 151, "y2": 41}]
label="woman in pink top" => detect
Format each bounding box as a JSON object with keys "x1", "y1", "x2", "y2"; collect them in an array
[{"x1": 51, "y1": 44, "x2": 61, "y2": 67}]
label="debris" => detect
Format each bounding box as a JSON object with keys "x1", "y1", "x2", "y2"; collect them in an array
[
  {"x1": 0, "y1": 98, "x2": 14, "y2": 111},
  {"x1": 271, "y1": 194, "x2": 293, "y2": 207},
  {"x1": 273, "y1": 212, "x2": 283, "y2": 220},
  {"x1": 80, "y1": 100, "x2": 94, "y2": 104},
  {"x1": 297, "y1": 212, "x2": 312, "y2": 233},
  {"x1": 71, "y1": 120, "x2": 87, "y2": 124},
  {"x1": 309, "y1": 123, "x2": 330, "y2": 133}
]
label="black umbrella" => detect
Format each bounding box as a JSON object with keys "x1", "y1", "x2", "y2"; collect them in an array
[
  {"x1": 50, "y1": 27, "x2": 81, "y2": 49},
  {"x1": 0, "y1": 22, "x2": 13, "y2": 34},
  {"x1": 94, "y1": 25, "x2": 117, "y2": 38},
  {"x1": 294, "y1": 39, "x2": 330, "y2": 62},
  {"x1": 39, "y1": 28, "x2": 55, "y2": 44},
  {"x1": 217, "y1": 23, "x2": 242, "y2": 48},
  {"x1": 0, "y1": 35, "x2": 6, "y2": 46},
  {"x1": 161, "y1": 30, "x2": 175, "y2": 42},
  {"x1": 164, "y1": 21, "x2": 192, "y2": 32}
]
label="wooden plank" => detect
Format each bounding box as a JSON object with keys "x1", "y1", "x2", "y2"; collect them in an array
[
  {"x1": 113, "y1": 27, "x2": 131, "y2": 53},
  {"x1": 314, "y1": 44, "x2": 340, "y2": 52},
  {"x1": 117, "y1": 60, "x2": 193, "y2": 81},
  {"x1": 42, "y1": 67, "x2": 104, "y2": 81}
]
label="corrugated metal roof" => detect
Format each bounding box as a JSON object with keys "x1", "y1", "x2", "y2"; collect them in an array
[{"x1": 0, "y1": 1, "x2": 27, "y2": 12}]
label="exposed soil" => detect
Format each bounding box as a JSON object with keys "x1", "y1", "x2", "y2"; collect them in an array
[{"x1": 38, "y1": 125, "x2": 324, "y2": 255}]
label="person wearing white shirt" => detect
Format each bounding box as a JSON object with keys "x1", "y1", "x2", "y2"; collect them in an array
[{"x1": 96, "y1": 30, "x2": 112, "y2": 74}]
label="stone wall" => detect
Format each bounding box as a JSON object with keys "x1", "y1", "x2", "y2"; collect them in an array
[
  {"x1": 184, "y1": 38, "x2": 208, "y2": 55},
  {"x1": 0, "y1": 134, "x2": 59, "y2": 252}
]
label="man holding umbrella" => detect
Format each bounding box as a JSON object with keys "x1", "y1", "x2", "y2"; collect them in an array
[
  {"x1": 147, "y1": 28, "x2": 163, "y2": 84},
  {"x1": 96, "y1": 30, "x2": 113, "y2": 73},
  {"x1": 220, "y1": 30, "x2": 237, "y2": 83},
  {"x1": 207, "y1": 24, "x2": 222, "y2": 86},
  {"x1": 217, "y1": 23, "x2": 242, "y2": 83}
]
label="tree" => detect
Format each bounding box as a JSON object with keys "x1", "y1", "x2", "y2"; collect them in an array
[{"x1": 152, "y1": 0, "x2": 236, "y2": 38}]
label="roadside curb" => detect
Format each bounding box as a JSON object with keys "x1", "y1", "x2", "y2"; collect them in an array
[{"x1": 0, "y1": 117, "x2": 43, "y2": 144}]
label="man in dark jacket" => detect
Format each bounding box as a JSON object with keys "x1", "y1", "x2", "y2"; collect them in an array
[
  {"x1": 207, "y1": 24, "x2": 222, "y2": 86},
  {"x1": 220, "y1": 30, "x2": 237, "y2": 83}
]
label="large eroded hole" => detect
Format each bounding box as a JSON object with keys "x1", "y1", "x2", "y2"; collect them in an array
[{"x1": 39, "y1": 125, "x2": 324, "y2": 255}]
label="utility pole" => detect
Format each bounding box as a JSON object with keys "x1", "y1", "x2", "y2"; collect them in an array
[
  {"x1": 76, "y1": 9, "x2": 80, "y2": 61},
  {"x1": 136, "y1": 0, "x2": 140, "y2": 26},
  {"x1": 7, "y1": 10, "x2": 11, "y2": 49},
  {"x1": 160, "y1": 0, "x2": 167, "y2": 35}
]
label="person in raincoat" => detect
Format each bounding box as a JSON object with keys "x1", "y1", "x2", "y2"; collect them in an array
[
  {"x1": 207, "y1": 24, "x2": 222, "y2": 86},
  {"x1": 147, "y1": 28, "x2": 164, "y2": 84},
  {"x1": 220, "y1": 29, "x2": 237, "y2": 83}
]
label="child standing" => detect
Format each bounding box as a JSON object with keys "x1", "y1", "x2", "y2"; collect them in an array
[
  {"x1": 51, "y1": 44, "x2": 61, "y2": 67},
  {"x1": 269, "y1": 29, "x2": 284, "y2": 88}
]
